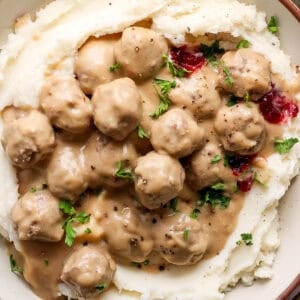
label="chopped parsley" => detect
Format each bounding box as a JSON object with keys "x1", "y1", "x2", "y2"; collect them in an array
[
  {"x1": 274, "y1": 138, "x2": 299, "y2": 154},
  {"x1": 227, "y1": 95, "x2": 238, "y2": 107},
  {"x1": 198, "y1": 187, "x2": 231, "y2": 209},
  {"x1": 109, "y1": 62, "x2": 121, "y2": 72},
  {"x1": 222, "y1": 63, "x2": 234, "y2": 86},
  {"x1": 190, "y1": 208, "x2": 200, "y2": 219},
  {"x1": 162, "y1": 54, "x2": 189, "y2": 78},
  {"x1": 267, "y1": 16, "x2": 279, "y2": 34},
  {"x1": 44, "y1": 259, "x2": 49, "y2": 267},
  {"x1": 169, "y1": 198, "x2": 178, "y2": 213},
  {"x1": 236, "y1": 233, "x2": 253, "y2": 246},
  {"x1": 9, "y1": 255, "x2": 22, "y2": 274},
  {"x1": 115, "y1": 160, "x2": 134, "y2": 180},
  {"x1": 233, "y1": 182, "x2": 239, "y2": 193},
  {"x1": 244, "y1": 91, "x2": 252, "y2": 108},
  {"x1": 183, "y1": 229, "x2": 190, "y2": 240},
  {"x1": 143, "y1": 259, "x2": 150, "y2": 266},
  {"x1": 211, "y1": 154, "x2": 222, "y2": 164},
  {"x1": 254, "y1": 172, "x2": 267, "y2": 187},
  {"x1": 200, "y1": 40, "x2": 225, "y2": 67},
  {"x1": 237, "y1": 39, "x2": 251, "y2": 49},
  {"x1": 154, "y1": 78, "x2": 176, "y2": 95},
  {"x1": 85, "y1": 228, "x2": 92, "y2": 234},
  {"x1": 59, "y1": 200, "x2": 90, "y2": 247},
  {"x1": 96, "y1": 283, "x2": 108, "y2": 293},
  {"x1": 223, "y1": 155, "x2": 230, "y2": 167},
  {"x1": 30, "y1": 184, "x2": 48, "y2": 193},
  {"x1": 137, "y1": 125, "x2": 149, "y2": 139},
  {"x1": 211, "y1": 182, "x2": 226, "y2": 191}
]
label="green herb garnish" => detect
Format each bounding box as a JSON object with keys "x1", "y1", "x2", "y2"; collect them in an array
[
  {"x1": 200, "y1": 40, "x2": 225, "y2": 67},
  {"x1": 190, "y1": 208, "x2": 200, "y2": 219},
  {"x1": 222, "y1": 63, "x2": 234, "y2": 86},
  {"x1": 162, "y1": 54, "x2": 189, "y2": 78},
  {"x1": 244, "y1": 91, "x2": 252, "y2": 108},
  {"x1": 254, "y1": 172, "x2": 267, "y2": 187},
  {"x1": 59, "y1": 199, "x2": 76, "y2": 215},
  {"x1": 211, "y1": 182, "x2": 226, "y2": 191},
  {"x1": 9, "y1": 255, "x2": 22, "y2": 274},
  {"x1": 137, "y1": 125, "x2": 149, "y2": 139},
  {"x1": 109, "y1": 62, "x2": 121, "y2": 72},
  {"x1": 236, "y1": 233, "x2": 253, "y2": 246},
  {"x1": 267, "y1": 16, "x2": 279, "y2": 34},
  {"x1": 154, "y1": 78, "x2": 176, "y2": 95},
  {"x1": 115, "y1": 160, "x2": 134, "y2": 180},
  {"x1": 96, "y1": 283, "x2": 108, "y2": 293},
  {"x1": 227, "y1": 95, "x2": 238, "y2": 107},
  {"x1": 183, "y1": 229, "x2": 190, "y2": 240},
  {"x1": 85, "y1": 228, "x2": 92, "y2": 234},
  {"x1": 44, "y1": 259, "x2": 49, "y2": 267},
  {"x1": 211, "y1": 155, "x2": 222, "y2": 164},
  {"x1": 30, "y1": 184, "x2": 48, "y2": 193},
  {"x1": 169, "y1": 198, "x2": 178, "y2": 213},
  {"x1": 274, "y1": 138, "x2": 299, "y2": 154},
  {"x1": 198, "y1": 187, "x2": 231, "y2": 209},
  {"x1": 237, "y1": 39, "x2": 251, "y2": 49}
]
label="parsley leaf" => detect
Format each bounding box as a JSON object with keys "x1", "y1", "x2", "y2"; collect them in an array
[
  {"x1": 9, "y1": 255, "x2": 23, "y2": 274},
  {"x1": 162, "y1": 54, "x2": 189, "y2": 78},
  {"x1": 274, "y1": 138, "x2": 299, "y2": 154},
  {"x1": 183, "y1": 229, "x2": 189, "y2": 240},
  {"x1": 237, "y1": 39, "x2": 251, "y2": 49},
  {"x1": 96, "y1": 283, "x2": 108, "y2": 293},
  {"x1": 109, "y1": 62, "x2": 121, "y2": 72},
  {"x1": 267, "y1": 16, "x2": 279, "y2": 34},
  {"x1": 30, "y1": 184, "x2": 48, "y2": 193},
  {"x1": 115, "y1": 160, "x2": 134, "y2": 180},
  {"x1": 137, "y1": 125, "x2": 149, "y2": 139},
  {"x1": 85, "y1": 228, "x2": 92, "y2": 234},
  {"x1": 59, "y1": 199, "x2": 76, "y2": 215},
  {"x1": 44, "y1": 259, "x2": 49, "y2": 267},
  {"x1": 169, "y1": 198, "x2": 178, "y2": 213},
  {"x1": 200, "y1": 40, "x2": 224, "y2": 67},
  {"x1": 254, "y1": 172, "x2": 268, "y2": 187},
  {"x1": 190, "y1": 208, "x2": 200, "y2": 219},
  {"x1": 211, "y1": 155, "x2": 222, "y2": 164},
  {"x1": 236, "y1": 233, "x2": 253, "y2": 246},
  {"x1": 222, "y1": 63, "x2": 234, "y2": 86},
  {"x1": 244, "y1": 91, "x2": 252, "y2": 108},
  {"x1": 198, "y1": 187, "x2": 231, "y2": 209},
  {"x1": 227, "y1": 95, "x2": 238, "y2": 107},
  {"x1": 211, "y1": 182, "x2": 226, "y2": 191},
  {"x1": 154, "y1": 78, "x2": 176, "y2": 95},
  {"x1": 150, "y1": 94, "x2": 171, "y2": 119}
]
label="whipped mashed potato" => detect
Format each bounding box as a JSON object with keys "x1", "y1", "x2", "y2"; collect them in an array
[{"x1": 0, "y1": 0, "x2": 299, "y2": 299}]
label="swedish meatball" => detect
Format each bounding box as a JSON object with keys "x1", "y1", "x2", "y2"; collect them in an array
[
  {"x1": 47, "y1": 141, "x2": 88, "y2": 201},
  {"x1": 169, "y1": 67, "x2": 221, "y2": 121},
  {"x1": 134, "y1": 152, "x2": 185, "y2": 210},
  {"x1": 61, "y1": 246, "x2": 115, "y2": 298},
  {"x1": 98, "y1": 193, "x2": 154, "y2": 262},
  {"x1": 75, "y1": 38, "x2": 116, "y2": 95},
  {"x1": 186, "y1": 143, "x2": 235, "y2": 191},
  {"x1": 151, "y1": 108, "x2": 204, "y2": 158},
  {"x1": 155, "y1": 213, "x2": 209, "y2": 265},
  {"x1": 92, "y1": 78, "x2": 142, "y2": 141},
  {"x1": 214, "y1": 104, "x2": 266, "y2": 155},
  {"x1": 40, "y1": 77, "x2": 92, "y2": 133},
  {"x1": 2, "y1": 110, "x2": 55, "y2": 168},
  {"x1": 84, "y1": 134, "x2": 138, "y2": 188},
  {"x1": 12, "y1": 190, "x2": 64, "y2": 242},
  {"x1": 219, "y1": 49, "x2": 271, "y2": 100},
  {"x1": 115, "y1": 27, "x2": 168, "y2": 80}
]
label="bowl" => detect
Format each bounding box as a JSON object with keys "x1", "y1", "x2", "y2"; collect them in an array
[{"x1": 0, "y1": 1, "x2": 299, "y2": 299}]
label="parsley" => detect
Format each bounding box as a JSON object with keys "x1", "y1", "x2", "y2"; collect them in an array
[
  {"x1": 211, "y1": 182, "x2": 226, "y2": 191},
  {"x1": 274, "y1": 138, "x2": 299, "y2": 154},
  {"x1": 254, "y1": 172, "x2": 267, "y2": 187},
  {"x1": 96, "y1": 283, "x2": 108, "y2": 293},
  {"x1": 237, "y1": 39, "x2": 251, "y2": 49},
  {"x1": 85, "y1": 228, "x2": 92, "y2": 234},
  {"x1": 223, "y1": 155, "x2": 230, "y2": 167},
  {"x1": 131, "y1": 260, "x2": 150, "y2": 268},
  {"x1": 227, "y1": 95, "x2": 238, "y2": 107},
  {"x1": 200, "y1": 40, "x2": 224, "y2": 67},
  {"x1": 9, "y1": 255, "x2": 22, "y2": 274},
  {"x1": 244, "y1": 91, "x2": 252, "y2": 108},
  {"x1": 115, "y1": 160, "x2": 134, "y2": 180},
  {"x1": 162, "y1": 54, "x2": 189, "y2": 78},
  {"x1": 222, "y1": 63, "x2": 234, "y2": 86},
  {"x1": 169, "y1": 198, "x2": 178, "y2": 213},
  {"x1": 59, "y1": 200, "x2": 90, "y2": 247},
  {"x1": 143, "y1": 259, "x2": 150, "y2": 266},
  {"x1": 150, "y1": 94, "x2": 171, "y2": 119},
  {"x1": 44, "y1": 259, "x2": 49, "y2": 267},
  {"x1": 30, "y1": 184, "x2": 48, "y2": 193},
  {"x1": 236, "y1": 233, "x2": 253, "y2": 246},
  {"x1": 137, "y1": 125, "x2": 149, "y2": 139},
  {"x1": 109, "y1": 62, "x2": 121, "y2": 72},
  {"x1": 183, "y1": 229, "x2": 189, "y2": 240},
  {"x1": 190, "y1": 208, "x2": 200, "y2": 219},
  {"x1": 198, "y1": 187, "x2": 231, "y2": 209},
  {"x1": 154, "y1": 78, "x2": 176, "y2": 95},
  {"x1": 233, "y1": 182, "x2": 239, "y2": 193},
  {"x1": 211, "y1": 155, "x2": 222, "y2": 164},
  {"x1": 267, "y1": 16, "x2": 279, "y2": 34}
]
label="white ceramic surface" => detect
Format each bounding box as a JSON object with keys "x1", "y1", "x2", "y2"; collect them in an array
[{"x1": 0, "y1": 1, "x2": 299, "y2": 300}]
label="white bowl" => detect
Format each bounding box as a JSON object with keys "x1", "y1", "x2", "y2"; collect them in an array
[{"x1": 0, "y1": 1, "x2": 299, "y2": 299}]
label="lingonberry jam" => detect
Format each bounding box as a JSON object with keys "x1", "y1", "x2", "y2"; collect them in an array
[
  {"x1": 170, "y1": 46, "x2": 206, "y2": 74},
  {"x1": 259, "y1": 87, "x2": 299, "y2": 124},
  {"x1": 237, "y1": 174, "x2": 254, "y2": 192},
  {"x1": 226, "y1": 154, "x2": 256, "y2": 176}
]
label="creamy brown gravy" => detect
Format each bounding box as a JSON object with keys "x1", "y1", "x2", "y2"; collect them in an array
[{"x1": 4, "y1": 30, "x2": 298, "y2": 300}]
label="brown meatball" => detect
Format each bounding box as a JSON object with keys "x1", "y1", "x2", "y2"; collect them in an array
[
  {"x1": 214, "y1": 104, "x2": 266, "y2": 155},
  {"x1": 84, "y1": 133, "x2": 138, "y2": 189},
  {"x1": 11, "y1": 190, "x2": 64, "y2": 242},
  {"x1": 150, "y1": 108, "x2": 204, "y2": 158},
  {"x1": 2, "y1": 110, "x2": 55, "y2": 168},
  {"x1": 155, "y1": 213, "x2": 209, "y2": 265},
  {"x1": 219, "y1": 49, "x2": 271, "y2": 100},
  {"x1": 75, "y1": 38, "x2": 116, "y2": 95},
  {"x1": 47, "y1": 141, "x2": 88, "y2": 201},
  {"x1": 98, "y1": 192, "x2": 154, "y2": 262},
  {"x1": 186, "y1": 143, "x2": 235, "y2": 191},
  {"x1": 114, "y1": 27, "x2": 168, "y2": 80},
  {"x1": 169, "y1": 67, "x2": 221, "y2": 121},
  {"x1": 92, "y1": 78, "x2": 142, "y2": 141},
  {"x1": 61, "y1": 246, "x2": 116, "y2": 298},
  {"x1": 134, "y1": 152, "x2": 185, "y2": 210},
  {"x1": 40, "y1": 77, "x2": 92, "y2": 133}
]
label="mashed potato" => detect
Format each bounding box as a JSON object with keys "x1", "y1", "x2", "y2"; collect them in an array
[{"x1": 0, "y1": 0, "x2": 299, "y2": 299}]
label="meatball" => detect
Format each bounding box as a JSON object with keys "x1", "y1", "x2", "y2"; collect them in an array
[
  {"x1": 92, "y1": 78, "x2": 142, "y2": 141},
  {"x1": 75, "y1": 38, "x2": 116, "y2": 95},
  {"x1": 134, "y1": 152, "x2": 185, "y2": 210},
  {"x1": 114, "y1": 27, "x2": 168, "y2": 80},
  {"x1": 11, "y1": 190, "x2": 64, "y2": 242},
  {"x1": 40, "y1": 77, "x2": 92, "y2": 134},
  {"x1": 219, "y1": 49, "x2": 271, "y2": 100},
  {"x1": 214, "y1": 104, "x2": 266, "y2": 155},
  {"x1": 61, "y1": 246, "x2": 116, "y2": 298},
  {"x1": 155, "y1": 213, "x2": 209, "y2": 265},
  {"x1": 169, "y1": 67, "x2": 221, "y2": 121},
  {"x1": 98, "y1": 193, "x2": 154, "y2": 262},
  {"x1": 47, "y1": 141, "x2": 88, "y2": 201},
  {"x1": 2, "y1": 110, "x2": 55, "y2": 168},
  {"x1": 84, "y1": 133, "x2": 138, "y2": 188},
  {"x1": 150, "y1": 108, "x2": 204, "y2": 158},
  {"x1": 185, "y1": 143, "x2": 235, "y2": 191}
]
